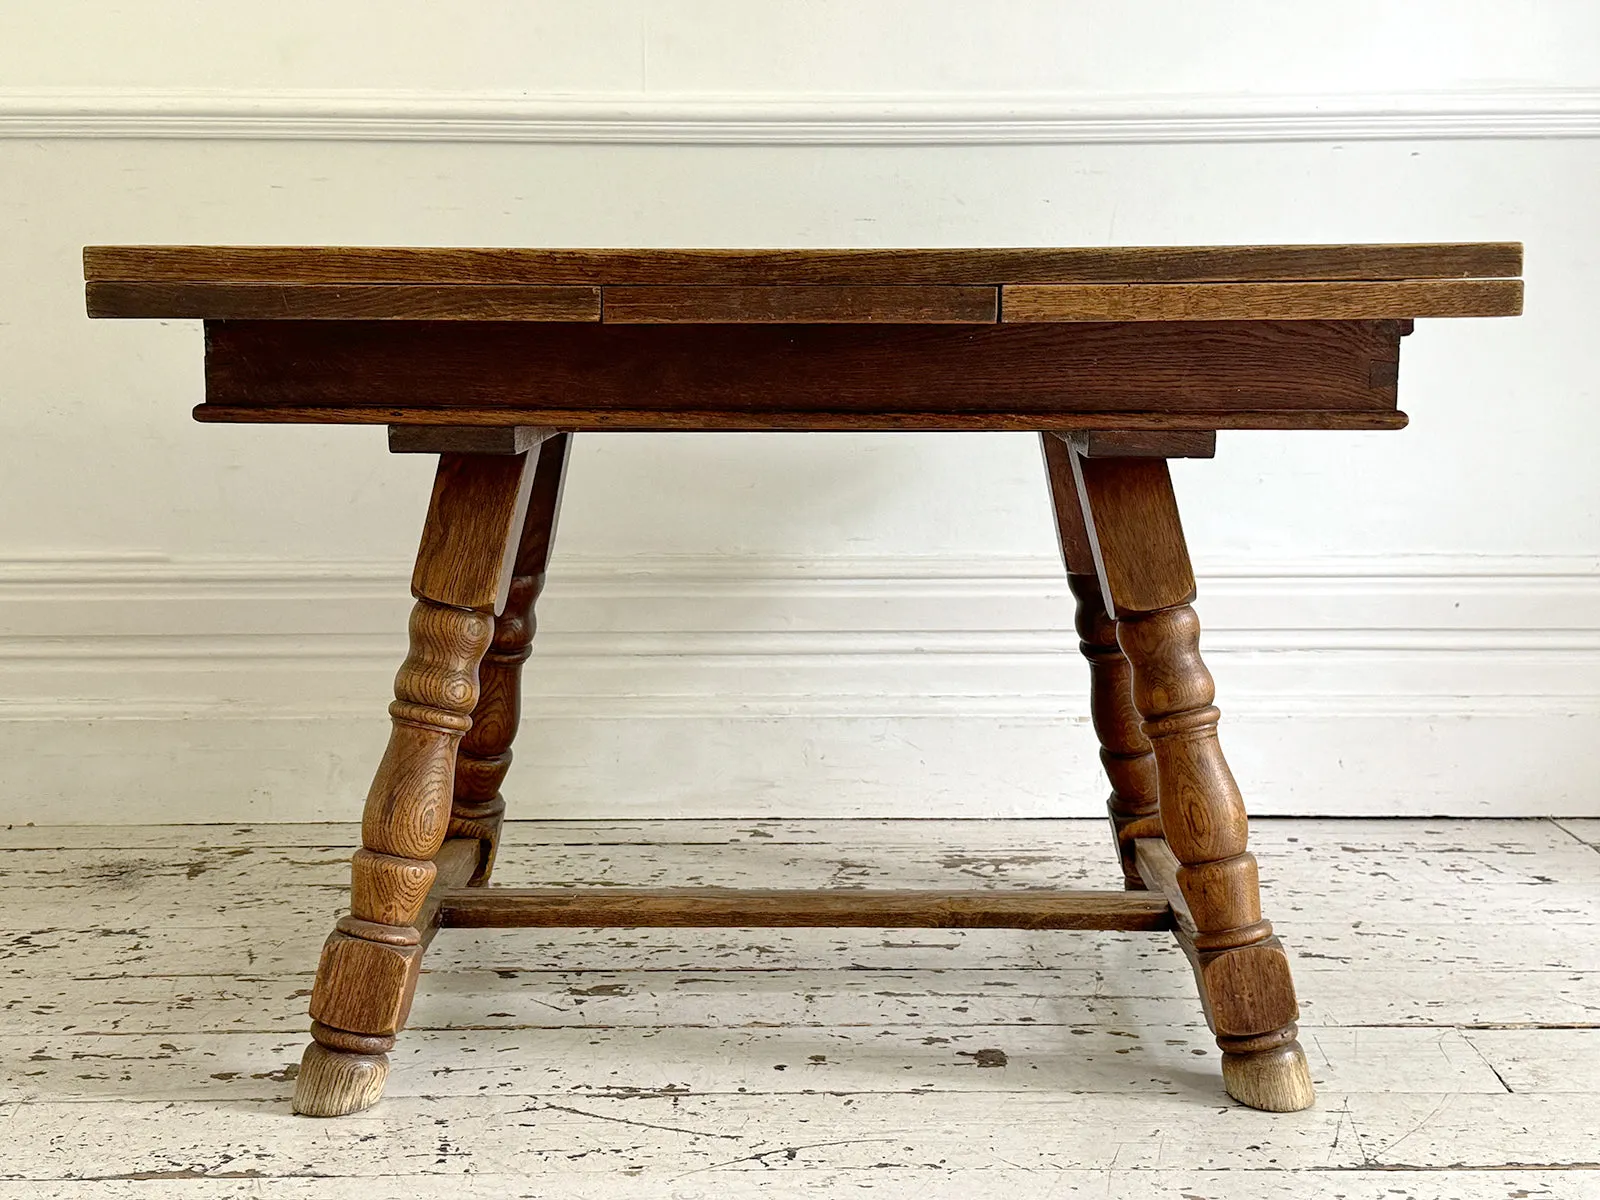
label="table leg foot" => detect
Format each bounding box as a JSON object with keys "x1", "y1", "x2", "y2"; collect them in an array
[
  {"x1": 289, "y1": 450, "x2": 539, "y2": 1115},
  {"x1": 1222, "y1": 1040, "x2": 1316, "y2": 1112},
  {"x1": 292, "y1": 1041, "x2": 389, "y2": 1117},
  {"x1": 1069, "y1": 449, "x2": 1313, "y2": 1113}
]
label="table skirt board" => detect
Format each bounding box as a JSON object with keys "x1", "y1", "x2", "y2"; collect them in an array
[
  {"x1": 189, "y1": 318, "x2": 1410, "y2": 432},
  {"x1": 81, "y1": 242, "x2": 1524, "y2": 1121}
]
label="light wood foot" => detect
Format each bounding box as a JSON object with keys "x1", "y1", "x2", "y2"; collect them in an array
[
  {"x1": 292, "y1": 1042, "x2": 389, "y2": 1117},
  {"x1": 1222, "y1": 1041, "x2": 1316, "y2": 1112}
]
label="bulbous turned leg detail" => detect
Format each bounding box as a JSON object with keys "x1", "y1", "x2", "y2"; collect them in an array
[
  {"x1": 294, "y1": 449, "x2": 539, "y2": 1117},
  {"x1": 293, "y1": 599, "x2": 492, "y2": 1117},
  {"x1": 1039, "y1": 434, "x2": 1161, "y2": 887},
  {"x1": 1071, "y1": 450, "x2": 1313, "y2": 1113},
  {"x1": 1068, "y1": 572, "x2": 1160, "y2": 888},
  {"x1": 1116, "y1": 602, "x2": 1313, "y2": 1112},
  {"x1": 449, "y1": 433, "x2": 570, "y2": 885}
]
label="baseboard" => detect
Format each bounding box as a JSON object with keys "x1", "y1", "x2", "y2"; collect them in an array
[
  {"x1": 2, "y1": 87, "x2": 1598, "y2": 144},
  {"x1": 3, "y1": 553, "x2": 1598, "y2": 821}
]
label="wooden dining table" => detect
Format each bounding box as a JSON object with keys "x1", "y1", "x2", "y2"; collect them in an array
[{"x1": 85, "y1": 242, "x2": 1523, "y2": 1118}]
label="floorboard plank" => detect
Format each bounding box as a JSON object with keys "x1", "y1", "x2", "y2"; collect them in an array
[
  {"x1": 7, "y1": 1024, "x2": 1515, "y2": 1103},
  {"x1": 3, "y1": 817, "x2": 1595, "y2": 1189}
]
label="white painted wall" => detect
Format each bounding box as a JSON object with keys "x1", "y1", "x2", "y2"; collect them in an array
[{"x1": 2, "y1": 2, "x2": 1597, "y2": 822}]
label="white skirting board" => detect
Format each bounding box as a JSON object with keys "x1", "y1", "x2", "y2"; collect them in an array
[{"x1": 3, "y1": 553, "x2": 1597, "y2": 822}]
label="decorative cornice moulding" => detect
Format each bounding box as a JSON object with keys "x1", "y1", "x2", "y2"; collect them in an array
[{"x1": 2, "y1": 87, "x2": 1598, "y2": 144}]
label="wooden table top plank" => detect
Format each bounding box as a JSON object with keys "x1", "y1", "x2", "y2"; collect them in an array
[
  {"x1": 83, "y1": 242, "x2": 1522, "y2": 288},
  {"x1": 87, "y1": 282, "x2": 602, "y2": 322},
  {"x1": 601, "y1": 285, "x2": 998, "y2": 324},
  {"x1": 1002, "y1": 278, "x2": 1523, "y2": 322},
  {"x1": 191, "y1": 404, "x2": 1411, "y2": 432}
]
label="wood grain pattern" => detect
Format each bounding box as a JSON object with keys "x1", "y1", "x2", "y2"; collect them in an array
[
  {"x1": 202, "y1": 320, "x2": 1405, "y2": 419},
  {"x1": 194, "y1": 403, "x2": 1410, "y2": 432},
  {"x1": 1003, "y1": 279, "x2": 1523, "y2": 321},
  {"x1": 1068, "y1": 430, "x2": 1217, "y2": 458},
  {"x1": 1073, "y1": 452, "x2": 1309, "y2": 1111},
  {"x1": 1134, "y1": 840, "x2": 1315, "y2": 1112},
  {"x1": 388, "y1": 425, "x2": 553, "y2": 455},
  {"x1": 437, "y1": 886, "x2": 1173, "y2": 931},
  {"x1": 1070, "y1": 572, "x2": 1161, "y2": 889},
  {"x1": 1039, "y1": 434, "x2": 1160, "y2": 889},
  {"x1": 85, "y1": 242, "x2": 1523, "y2": 285},
  {"x1": 300, "y1": 453, "x2": 537, "y2": 1117},
  {"x1": 411, "y1": 452, "x2": 537, "y2": 613},
  {"x1": 1069, "y1": 455, "x2": 1196, "y2": 616},
  {"x1": 86, "y1": 282, "x2": 601, "y2": 321},
  {"x1": 602, "y1": 285, "x2": 998, "y2": 323},
  {"x1": 450, "y1": 434, "x2": 571, "y2": 884}
]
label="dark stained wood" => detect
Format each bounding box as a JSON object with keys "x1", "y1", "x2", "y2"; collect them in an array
[
  {"x1": 1003, "y1": 278, "x2": 1522, "y2": 322},
  {"x1": 85, "y1": 242, "x2": 1523, "y2": 286},
  {"x1": 1068, "y1": 430, "x2": 1217, "y2": 459},
  {"x1": 437, "y1": 886, "x2": 1173, "y2": 931},
  {"x1": 1039, "y1": 433, "x2": 1095, "y2": 574},
  {"x1": 1071, "y1": 571, "x2": 1162, "y2": 889},
  {"x1": 86, "y1": 282, "x2": 601, "y2": 321},
  {"x1": 411, "y1": 452, "x2": 537, "y2": 613},
  {"x1": 388, "y1": 425, "x2": 554, "y2": 455},
  {"x1": 202, "y1": 320, "x2": 1405, "y2": 420},
  {"x1": 602, "y1": 285, "x2": 998, "y2": 323},
  {"x1": 196, "y1": 404, "x2": 1409, "y2": 432},
  {"x1": 449, "y1": 434, "x2": 571, "y2": 884}
]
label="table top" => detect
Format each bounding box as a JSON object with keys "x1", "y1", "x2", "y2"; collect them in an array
[
  {"x1": 84, "y1": 243, "x2": 1523, "y2": 433},
  {"x1": 85, "y1": 243, "x2": 1522, "y2": 323}
]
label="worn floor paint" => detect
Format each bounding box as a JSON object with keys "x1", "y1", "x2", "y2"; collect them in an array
[{"x1": 2, "y1": 817, "x2": 1598, "y2": 1196}]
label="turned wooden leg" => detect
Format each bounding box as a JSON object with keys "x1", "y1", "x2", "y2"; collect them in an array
[
  {"x1": 1040, "y1": 434, "x2": 1160, "y2": 887},
  {"x1": 449, "y1": 432, "x2": 572, "y2": 885},
  {"x1": 1069, "y1": 447, "x2": 1314, "y2": 1113},
  {"x1": 293, "y1": 450, "x2": 538, "y2": 1117}
]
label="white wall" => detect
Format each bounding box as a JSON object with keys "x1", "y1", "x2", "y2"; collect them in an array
[{"x1": 2, "y1": 2, "x2": 1597, "y2": 822}]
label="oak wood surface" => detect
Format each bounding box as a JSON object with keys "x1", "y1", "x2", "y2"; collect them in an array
[
  {"x1": 202, "y1": 320, "x2": 1404, "y2": 421},
  {"x1": 1067, "y1": 430, "x2": 1218, "y2": 459},
  {"x1": 411, "y1": 452, "x2": 537, "y2": 613},
  {"x1": 1070, "y1": 450, "x2": 1309, "y2": 1110},
  {"x1": 87, "y1": 282, "x2": 601, "y2": 321},
  {"x1": 437, "y1": 886, "x2": 1174, "y2": 931},
  {"x1": 1039, "y1": 435, "x2": 1161, "y2": 889},
  {"x1": 1002, "y1": 278, "x2": 1522, "y2": 321},
  {"x1": 194, "y1": 404, "x2": 1410, "y2": 432},
  {"x1": 449, "y1": 434, "x2": 571, "y2": 883},
  {"x1": 1069, "y1": 455, "x2": 1197, "y2": 616},
  {"x1": 602, "y1": 284, "x2": 998, "y2": 323},
  {"x1": 300, "y1": 452, "x2": 539, "y2": 1116},
  {"x1": 85, "y1": 242, "x2": 1522, "y2": 285},
  {"x1": 387, "y1": 425, "x2": 553, "y2": 455}
]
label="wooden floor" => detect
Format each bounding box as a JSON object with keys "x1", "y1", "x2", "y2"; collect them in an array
[{"x1": 4, "y1": 817, "x2": 1600, "y2": 1198}]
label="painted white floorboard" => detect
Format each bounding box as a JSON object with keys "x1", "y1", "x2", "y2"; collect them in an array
[
  {"x1": 3, "y1": 1174, "x2": 1598, "y2": 1199},
  {"x1": 3, "y1": 818, "x2": 1597, "y2": 1193},
  {"x1": 10, "y1": 1023, "x2": 1525, "y2": 1103}
]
